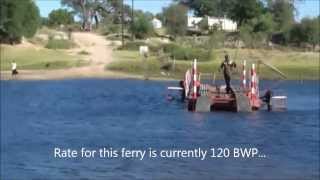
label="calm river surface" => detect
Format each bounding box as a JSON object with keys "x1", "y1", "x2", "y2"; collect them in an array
[{"x1": 1, "y1": 79, "x2": 319, "y2": 180}]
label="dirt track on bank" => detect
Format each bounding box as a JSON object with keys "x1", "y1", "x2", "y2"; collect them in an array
[{"x1": 0, "y1": 32, "x2": 129, "y2": 80}]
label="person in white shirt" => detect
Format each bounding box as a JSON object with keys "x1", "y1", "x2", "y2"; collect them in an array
[{"x1": 11, "y1": 61, "x2": 18, "y2": 77}]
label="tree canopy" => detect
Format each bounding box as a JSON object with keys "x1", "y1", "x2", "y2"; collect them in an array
[
  {"x1": 162, "y1": 4, "x2": 188, "y2": 37},
  {"x1": 61, "y1": 0, "x2": 133, "y2": 30},
  {"x1": 229, "y1": 0, "x2": 264, "y2": 27},
  {"x1": 48, "y1": 9, "x2": 74, "y2": 27},
  {"x1": 129, "y1": 13, "x2": 153, "y2": 39},
  {"x1": 267, "y1": 0, "x2": 295, "y2": 32},
  {"x1": 289, "y1": 17, "x2": 319, "y2": 48},
  {"x1": 0, "y1": 0, "x2": 40, "y2": 43},
  {"x1": 179, "y1": 0, "x2": 296, "y2": 29},
  {"x1": 179, "y1": 0, "x2": 236, "y2": 17}
]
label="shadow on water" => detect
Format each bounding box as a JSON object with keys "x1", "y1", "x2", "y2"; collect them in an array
[{"x1": 1, "y1": 79, "x2": 319, "y2": 179}]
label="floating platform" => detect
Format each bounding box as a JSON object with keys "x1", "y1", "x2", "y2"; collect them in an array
[
  {"x1": 167, "y1": 59, "x2": 287, "y2": 112},
  {"x1": 193, "y1": 87, "x2": 251, "y2": 112}
]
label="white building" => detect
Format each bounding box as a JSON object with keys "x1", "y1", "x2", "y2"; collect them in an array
[
  {"x1": 187, "y1": 16, "x2": 237, "y2": 32},
  {"x1": 187, "y1": 17, "x2": 203, "y2": 29},
  {"x1": 152, "y1": 18, "x2": 162, "y2": 29}
]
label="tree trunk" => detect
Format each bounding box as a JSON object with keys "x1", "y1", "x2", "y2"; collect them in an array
[
  {"x1": 80, "y1": 0, "x2": 91, "y2": 31},
  {"x1": 94, "y1": 12, "x2": 99, "y2": 29},
  {"x1": 80, "y1": 1, "x2": 86, "y2": 30}
]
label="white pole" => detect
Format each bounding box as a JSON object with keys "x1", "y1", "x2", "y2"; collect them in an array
[
  {"x1": 251, "y1": 63, "x2": 256, "y2": 96},
  {"x1": 193, "y1": 59, "x2": 197, "y2": 99},
  {"x1": 242, "y1": 60, "x2": 246, "y2": 89}
]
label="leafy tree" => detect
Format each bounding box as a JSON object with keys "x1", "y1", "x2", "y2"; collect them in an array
[
  {"x1": 41, "y1": 17, "x2": 49, "y2": 26},
  {"x1": 143, "y1": 12, "x2": 154, "y2": 21},
  {"x1": 289, "y1": 17, "x2": 320, "y2": 49},
  {"x1": 266, "y1": 0, "x2": 295, "y2": 44},
  {"x1": 155, "y1": 12, "x2": 165, "y2": 24},
  {"x1": 301, "y1": 17, "x2": 319, "y2": 49},
  {"x1": 0, "y1": 0, "x2": 40, "y2": 43},
  {"x1": 288, "y1": 23, "x2": 304, "y2": 46},
  {"x1": 61, "y1": 0, "x2": 88, "y2": 29},
  {"x1": 253, "y1": 12, "x2": 274, "y2": 34},
  {"x1": 228, "y1": 0, "x2": 263, "y2": 27},
  {"x1": 129, "y1": 13, "x2": 153, "y2": 39},
  {"x1": 180, "y1": 0, "x2": 217, "y2": 16},
  {"x1": 48, "y1": 9, "x2": 74, "y2": 27},
  {"x1": 179, "y1": 0, "x2": 236, "y2": 17},
  {"x1": 239, "y1": 12, "x2": 275, "y2": 48},
  {"x1": 163, "y1": 4, "x2": 188, "y2": 38},
  {"x1": 267, "y1": 0, "x2": 294, "y2": 32},
  {"x1": 62, "y1": 0, "x2": 132, "y2": 30},
  {"x1": 23, "y1": 0, "x2": 41, "y2": 38},
  {"x1": 198, "y1": 16, "x2": 209, "y2": 31}
]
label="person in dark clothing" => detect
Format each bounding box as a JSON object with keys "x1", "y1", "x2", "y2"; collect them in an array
[
  {"x1": 261, "y1": 89, "x2": 273, "y2": 111},
  {"x1": 179, "y1": 80, "x2": 185, "y2": 102},
  {"x1": 220, "y1": 54, "x2": 236, "y2": 94}
]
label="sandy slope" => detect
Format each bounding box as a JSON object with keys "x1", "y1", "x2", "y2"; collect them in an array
[
  {"x1": 1, "y1": 32, "x2": 124, "y2": 80},
  {"x1": 71, "y1": 32, "x2": 114, "y2": 65}
]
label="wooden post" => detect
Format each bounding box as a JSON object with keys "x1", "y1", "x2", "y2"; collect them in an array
[
  {"x1": 173, "y1": 57, "x2": 176, "y2": 74},
  {"x1": 121, "y1": 0, "x2": 124, "y2": 47},
  {"x1": 131, "y1": 0, "x2": 134, "y2": 40}
]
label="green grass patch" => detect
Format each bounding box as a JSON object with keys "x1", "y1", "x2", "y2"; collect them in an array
[
  {"x1": 107, "y1": 58, "x2": 161, "y2": 75},
  {"x1": 45, "y1": 39, "x2": 75, "y2": 49},
  {"x1": 108, "y1": 50, "x2": 160, "y2": 75},
  {"x1": 117, "y1": 41, "x2": 161, "y2": 54},
  {"x1": 1, "y1": 46, "x2": 87, "y2": 70},
  {"x1": 118, "y1": 41, "x2": 147, "y2": 51},
  {"x1": 118, "y1": 41, "x2": 212, "y2": 62},
  {"x1": 78, "y1": 50, "x2": 90, "y2": 55},
  {"x1": 162, "y1": 43, "x2": 211, "y2": 62},
  {"x1": 108, "y1": 48, "x2": 319, "y2": 80},
  {"x1": 112, "y1": 50, "x2": 141, "y2": 61},
  {"x1": 108, "y1": 50, "x2": 217, "y2": 78}
]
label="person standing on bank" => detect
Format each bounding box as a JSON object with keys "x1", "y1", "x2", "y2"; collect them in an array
[
  {"x1": 11, "y1": 60, "x2": 18, "y2": 77},
  {"x1": 220, "y1": 54, "x2": 236, "y2": 94}
]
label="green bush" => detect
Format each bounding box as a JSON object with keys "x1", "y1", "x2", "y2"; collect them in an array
[
  {"x1": 107, "y1": 58, "x2": 161, "y2": 75},
  {"x1": 48, "y1": 9, "x2": 74, "y2": 27},
  {"x1": 78, "y1": 50, "x2": 90, "y2": 55},
  {"x1": 45, "y1": 39, "x2": 75, "y2": 49},
  {"x1": 101, "y1": 24, "x2": 120, "y2": 35},
  {"x1": 162, "y1": 43, "x2": 211, "y2": 61},
  {"x1": 118, "y1": 41, "x2": 159, "y2": 53},
  {"x1": 118, "y1": 42, "x2": 211, "y2": 61},
  {"x1": 129, "y1": 13, "x2": 154, "y2": 39},
  {"x1": 118, "y1": 41, "x2": 147, "y2": 51}
]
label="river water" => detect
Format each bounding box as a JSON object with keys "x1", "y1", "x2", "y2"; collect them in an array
[{"x1": 1, "y1": 79, "x2": 319, "y2": 180}]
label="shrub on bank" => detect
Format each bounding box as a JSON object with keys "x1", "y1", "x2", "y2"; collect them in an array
[
  {"x1": 45, "y1": 39, "x2": 75, "y2": 49},
  {"x1": 162, "y1": 43, "x2": 211, "y2": 61},
  {"x1": 118, "y1": 41, "x2": 159, "y2": 53},
  {"x1": 118, "y1": 41, "x2": 211, "y2": 61},
  {"x1": 107, "y1": 58, "x2": 161, "y2": 74},
  {"x1": 78, "y1": 50, "x2": 90, "y2": 55},
  {"x1": 118, "y1": 41, "x2": 147, "y2": 51}
]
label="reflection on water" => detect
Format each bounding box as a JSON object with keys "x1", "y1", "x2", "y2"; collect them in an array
[{"x1": 1, "y1": 79, "x2": 319, "y2": 179}]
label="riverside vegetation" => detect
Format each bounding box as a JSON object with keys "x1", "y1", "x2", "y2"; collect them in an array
[{"x1": 0, "y1": 0, "x2": 319, "y2": 80}]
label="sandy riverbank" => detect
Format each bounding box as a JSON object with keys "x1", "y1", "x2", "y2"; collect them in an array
[{"x1": 0, "y1": 69, "x2": 177, "y2": 81}]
